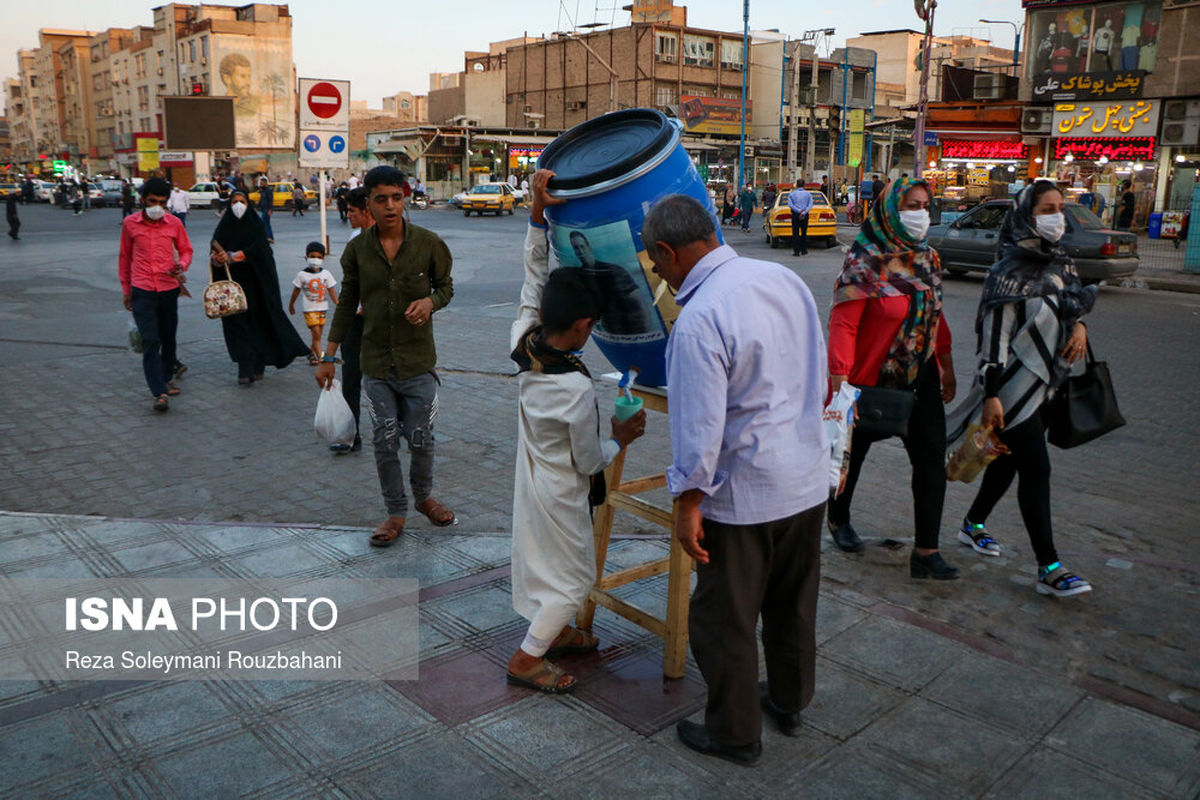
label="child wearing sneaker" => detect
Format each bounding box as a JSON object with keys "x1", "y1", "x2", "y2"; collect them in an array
[
  {"x1": 946, "y1": 181, "x2": 1096, "y2": 598},
  {"x1": 288, "y1": 242, "x2": 339, "y2": 365}
]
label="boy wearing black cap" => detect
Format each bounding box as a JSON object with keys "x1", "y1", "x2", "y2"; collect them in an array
[{"x1": 289, "y1": 241, "x2": 339, "y2": 364}]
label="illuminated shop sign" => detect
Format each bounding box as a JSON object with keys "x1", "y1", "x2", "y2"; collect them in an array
[
  {"x1": 940, "y1": 141, "x2": 1028, "y2": 160},
  {"x1": 1053, "y1": 137, "x2": 1156, "y2": 161},
  {"x1": 1053, "y1": 100, "x2": 1161, "y2": 137}
]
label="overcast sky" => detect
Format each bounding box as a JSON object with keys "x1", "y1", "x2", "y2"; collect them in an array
[{"x1": 2, "y1": 0, "x2": 1025, "y2": 111}]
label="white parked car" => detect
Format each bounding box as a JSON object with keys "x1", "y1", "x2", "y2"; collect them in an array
[
  {"x1": 31, "y1": 180, "x2": 54, "y2": 203},
  {"x1": 186, "y1": 182, "x2": 225, "y2": 209}
]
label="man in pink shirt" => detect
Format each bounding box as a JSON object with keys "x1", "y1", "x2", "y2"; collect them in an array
[{"x1": 119, "y1": 177, "x2": 193, "y2": 411}]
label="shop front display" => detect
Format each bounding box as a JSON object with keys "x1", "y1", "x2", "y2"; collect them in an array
[
  {"x1": 931, "y1": 139, "x2": 1030, "y2": 212},
  {"x1": 1026, "y1": 0, "x2": 1163, "y2": 78}
]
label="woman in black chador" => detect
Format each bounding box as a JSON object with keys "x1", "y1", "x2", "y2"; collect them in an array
[{"x1": 210, "y1": 190, "x2": 309, "y2": 384}]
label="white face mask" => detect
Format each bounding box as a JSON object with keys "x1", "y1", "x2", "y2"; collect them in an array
[
  {"x1": 899, "y1": 209, "x2": 930, "y2": 241},
  {"x1": 143, "y1": 204, "x2": 165, "y2": 221},
  {"x1": 306, "y1": 257, "x2": 324, "y2": 269},
  {"x1": 231, "y1": 202, "x2": 247, "y2": 219},
  {"x1": 1035, "y1": 211, "x2": 1066, "y2": 243}
]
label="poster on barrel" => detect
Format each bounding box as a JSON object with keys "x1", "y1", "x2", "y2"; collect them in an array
[{"x1": 550, "y1": 221, "x2": 678, "y2": 348}]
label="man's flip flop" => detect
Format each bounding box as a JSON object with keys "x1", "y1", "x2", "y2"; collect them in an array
[
  {"x1": 369, "y1": 518, "x2": 405, "y2": 547},
  {"x1": 506, "y1": 659, "x2": 575, "y2": 694},
  {"x1": 415, "y1": 498, "x2": 457, "y2": 527}
]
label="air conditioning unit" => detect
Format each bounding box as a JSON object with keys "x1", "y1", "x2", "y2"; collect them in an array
[
  {"x1": 567, "y1": 100, "x2": 586, "y2": 111},
  {"x1": 1160, "y1": 99, "x2": 1200, "y2": 147},
  {"x1": 655, "y1": 54, "x2": 675, "y2": 63},
  {"x1": 973, "y1": 73, "x2": 1005, "y2": 101},
  {"x1": 1021, "y1": 107, "x2": 1052, "y2": 135},
  {"x1": 157, "y1": 67, "x2": 163, "y2": 76},
  {"x1": 523, "y1": 104, "x2": 533, "y2": 113},
  {"x1": 200, "y1": 57, "x2": 207, "y2": 66}
]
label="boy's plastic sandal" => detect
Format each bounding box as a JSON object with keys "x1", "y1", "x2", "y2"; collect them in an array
[
  {"x1": 369, "y1": 517, "x2": 405, "y2": 547},
  {"x1": 416, "y1": 498, "x2": 457, "y2": 527}
]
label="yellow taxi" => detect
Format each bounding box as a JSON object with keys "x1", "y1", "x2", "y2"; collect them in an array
[
  {"x1": 763, "y1": 187, "x2": 839, "y2": 249},
  {"x1": 462, "y1": 182, "x2": 516, "y2": 216},
  {"x1": 0, "y1": 182, "x2": 20, "y2": 198},
  {"x1": 247, "y1": 181, "x2": 318, "y2": 211}
]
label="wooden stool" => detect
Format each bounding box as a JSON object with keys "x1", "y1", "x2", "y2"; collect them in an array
[{"x1": 576, "y1": 386, "x2": 693, "y2": 679}]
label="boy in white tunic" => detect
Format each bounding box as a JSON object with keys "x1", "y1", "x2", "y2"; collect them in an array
[{"x1": 507, "y1": 266, "x2": 646, "y2": 693}]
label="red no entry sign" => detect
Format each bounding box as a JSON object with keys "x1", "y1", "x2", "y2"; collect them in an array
[{"x1": 306, "y1": 82, "x2": 342, "y2": 119}]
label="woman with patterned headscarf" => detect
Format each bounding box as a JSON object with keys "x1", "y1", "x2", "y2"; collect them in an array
[
  {"x1": 947, "y1": 180, "x2": 1097, "y2": 598},
  {"x1": 827, "y1": 177, "x2": 959, "y2": 580}
]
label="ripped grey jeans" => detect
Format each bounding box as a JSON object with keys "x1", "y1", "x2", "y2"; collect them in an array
[{"x1": 363, "y1": 372, "x2": 438, "y2": 516}]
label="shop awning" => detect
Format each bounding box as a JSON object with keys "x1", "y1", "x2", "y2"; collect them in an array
[
  {"x1": 682, "y1": 140, "x2": 720, "y2": 151},
  {"x1": 373, "y1": 135, "x2": 425, "y2": 155},
  {"x1": 470, "y1": 134, "x2": 557, "y2": 146}
]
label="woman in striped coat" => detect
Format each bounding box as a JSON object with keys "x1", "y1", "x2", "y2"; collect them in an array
[{"x1": 949, "y1": 180, "x2": 1098, "y2": 598}]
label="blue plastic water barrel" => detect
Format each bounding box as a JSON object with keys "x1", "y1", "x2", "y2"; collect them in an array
[
  {"x1": 1148, "y1": 212, "x2": 1162, "y2": 239},
  {"x1": 541, "y1": 109, "x2": 721, "y2": 387}
]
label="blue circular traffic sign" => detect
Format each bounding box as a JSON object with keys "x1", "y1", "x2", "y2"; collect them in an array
[
  {"x1": 329, "y1": 136, "x2": 346, "y2": 154},
  {"x1": 303, "y1": 135, "x2": 320, "y2": 153}
]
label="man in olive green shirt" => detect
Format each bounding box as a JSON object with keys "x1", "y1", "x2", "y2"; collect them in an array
[{"x1": 316, "y1": 166, "x2": 457, "y2": 546}]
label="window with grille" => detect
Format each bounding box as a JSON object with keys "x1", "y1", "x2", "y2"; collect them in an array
[
  {"x1": 720, "y1": 40, "x2": 743, "y2": 71},
  {"x1": 655, "y1": 34, "x2": 677, "y2": 62},
  {"x1": 684, "y1": 35, "x2": 715, "y2": 67}
]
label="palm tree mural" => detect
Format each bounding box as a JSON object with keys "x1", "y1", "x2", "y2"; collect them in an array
[{"x1": 259, "y1": 73, "x2": 291, "y2": 146}]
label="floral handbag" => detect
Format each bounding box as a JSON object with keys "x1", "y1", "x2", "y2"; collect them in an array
[{"x1": 203, "y1": 260, "x2": 247, "y2": 319}]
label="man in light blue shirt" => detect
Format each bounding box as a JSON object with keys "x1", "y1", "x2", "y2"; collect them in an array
[
  {"x1": 643, "y1": 194, "x2": 828, "y2": 766},
  {"x1": 787, "y1": 183, "x2": 813, "y2": 256}
]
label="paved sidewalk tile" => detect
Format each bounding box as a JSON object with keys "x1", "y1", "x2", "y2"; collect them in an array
[{"x1": 1044, "y1": 696, "x2": 1200, "y2": 797}]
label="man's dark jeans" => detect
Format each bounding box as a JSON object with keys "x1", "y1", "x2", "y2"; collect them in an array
[
  {"x1": 130, "y1": 287, "x2": 180, "y2": 397},
  {"x1": 791, "y1": 212, "x2": 809, "y2": 255}
]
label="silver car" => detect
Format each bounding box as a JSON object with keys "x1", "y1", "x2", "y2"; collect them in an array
[{"x1": 928, "y1": 200, "x2": 1139, "y2": 282}]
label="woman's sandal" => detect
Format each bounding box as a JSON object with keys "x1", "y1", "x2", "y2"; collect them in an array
[
  {"x1": 506, "y1": 659, "x2": 576, "y2": 694},
  {"x1": 545, "y1": 627, "x2": 600, "y2": 658},
  {"x1": 165, "y1": 383, "x2": 181, "y2": 396},
  {"x1": 153, "y1": 395, "x2": 169, "y2": 412},
  {"x1": 369, "y1": 517, "x2": 405, "y2": 548},
  {"x1": 415, "y1": 498, "x2": 457, "y2": 527}
]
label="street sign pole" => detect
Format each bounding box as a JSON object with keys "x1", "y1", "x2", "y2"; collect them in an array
[
  {"x1": 298, "y1": 78, "x2": 350, "y2": 253},
  {"x1": 320, "y1": 169, "x2": 328, "y2": 254}
]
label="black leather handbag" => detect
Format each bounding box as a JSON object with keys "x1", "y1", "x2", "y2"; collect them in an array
[
  {"x1": 855, "y1": 386, "x2": 916, "y2": 438},
  {"x1": 1047, "y1": 343, "x2": 1126, "y2": 449}
]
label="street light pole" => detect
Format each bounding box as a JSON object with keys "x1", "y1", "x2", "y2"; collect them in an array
[
  {"x1": 912, "y1": 1, "x2": 937, "y2": 179},
  {"x1": 799, "y1": 28, "x2": 834, "y2": 186},
  {"x1": 738, "y1": 0, "x2": 748, "y2": 191},
  {"x1": 786, "y1": 40, "x2": 801, "y2": 183},
  {"x1": 980, "y1": 19, "x2": 1021, "y2": 78}
]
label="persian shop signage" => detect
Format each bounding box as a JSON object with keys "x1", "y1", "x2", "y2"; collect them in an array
[
  {"x1": 940, "y1": 141, "x2": 1028, "y2": 160},
  {"x1": 1052, "y1": 100, "x2": 1160, "y2": 137},
  {"x1": 1053, "y1": 137, "x2": 1156, "y2": 161},
  {"x1": 1031, "y1": 71, "x2": 1145, "y2": 104}
]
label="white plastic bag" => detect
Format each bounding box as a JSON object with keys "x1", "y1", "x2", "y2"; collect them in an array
[
  {"x1": 128, "y1": 319, "x2": 143, "y2": 353},
  {"x1": 823, "y1": 383, "x2": 861, "y2": 495},
  {"x1": 314, "y1": 380, "x2": 356, "y2": 445}
]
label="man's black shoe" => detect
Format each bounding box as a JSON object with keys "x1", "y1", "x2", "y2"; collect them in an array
[
  {"x1": 676, "y1": 720, "x2": 761, "y2": 767},
  {"x1": 330, "y1": 436, "x2": 362, "y2": 454},
  {"x1": 828, "y1": 521, "x2": 865, "y2": 553},
  {"x1": 759, "y1": 682, "x2": 802, "y2": 737}
]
